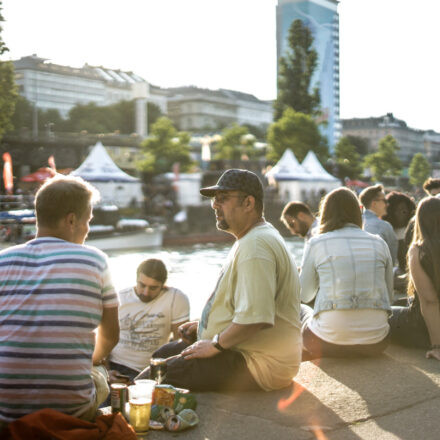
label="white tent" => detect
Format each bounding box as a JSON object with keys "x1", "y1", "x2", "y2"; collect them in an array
[
  {"x1": 70, "y1": 142, "x2": 144, "y2": 208},
  {"x1": 266, "y1": 149, "x2": 341, "y2": 202},
  {"x1": 302, "y1": 151, "x2": 340, "y2": 183},
  {"x1": 266, "y1": 149, "x2": 310, "y2": 181}
]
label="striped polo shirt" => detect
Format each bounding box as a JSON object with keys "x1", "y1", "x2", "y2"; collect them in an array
[{"x1": 0, "y1": 237, "x2": 118, "y2": 423}]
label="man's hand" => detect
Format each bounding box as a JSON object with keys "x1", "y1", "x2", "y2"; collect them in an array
[
  {"x1": 108, "y1": 370, "x2": 130, "y2": 384},
  {"x1": 426, "y1": 348, "x2": 440, "y2": 361},
  {"x1": 181, "y1": 339, "x2": 220, "y2": 360},
  {"x1": 178, "y1": 321, "x2": 198, "y2": 344}
]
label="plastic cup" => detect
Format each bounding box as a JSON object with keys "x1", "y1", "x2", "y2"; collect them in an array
[{"x1": 128, "y1": 381, "x2": 155, "y2": 433}]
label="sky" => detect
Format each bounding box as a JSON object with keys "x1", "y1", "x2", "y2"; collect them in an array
[{"x1": 2, "y1": 0, "x2": 440, "y2": 132}]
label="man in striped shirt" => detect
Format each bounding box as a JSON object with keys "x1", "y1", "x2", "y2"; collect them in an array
[{"x1": 0, "y1": 176, "x2": 119, "y2": 427}]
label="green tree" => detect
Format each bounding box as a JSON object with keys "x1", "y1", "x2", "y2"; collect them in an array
[
  {"x1": 214, "y1": 124, "x2": 257, "y2": 160},
  {"x1": 137, "y1": 117, "x2": 193, "y2": 175},
  {"x1": 345, "y1": 135, "x2": 369, "y2": 157},
  {"x1": 62, "y1": 100, "x2": 162, "y2": 134},
  {"x1": 0, "y1": 2, "x2": 18, "y2": 140},
  {"x1": 9, "y1": 95, "x2": 33, "y2": 132},
  {"x1": 333, "y1": 136, "x2": 363, "y2": 180},
  {"x1": 266, "y1": 108, "x2": 328, "y2": 163},
  {"x1": 408, "y1": 153, "x2": 430, "y2": 187},
  {"x1": 9, "y1": 96, "x2": 64, "y2": 133},
  {"x1": 274, "y1": 19, "x2": 320, "y2": 120},
  {"x1": 364, "y1": 135, "x2": 402, "y2": 182}
]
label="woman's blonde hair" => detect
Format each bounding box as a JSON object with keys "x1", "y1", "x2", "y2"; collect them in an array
[{"x1": 319, "y1": 187, "x2": 362, "y2": 234}]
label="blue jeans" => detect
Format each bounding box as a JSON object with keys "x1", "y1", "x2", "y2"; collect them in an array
[{"x1": 301, "y1": 304, "x2": 389, "y2": 360}]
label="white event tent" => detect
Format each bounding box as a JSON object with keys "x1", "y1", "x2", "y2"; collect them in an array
[
  {"x1": 70, "y1": 142, "x2": 144, "y2": 208},
  {"x1": 266, "y1": 149, "x2": 341, "y2": 202}
]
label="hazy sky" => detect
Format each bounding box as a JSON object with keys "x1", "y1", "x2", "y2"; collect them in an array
[{"x1": 2, "y1": 0, "x2": 440, "y2": 132}]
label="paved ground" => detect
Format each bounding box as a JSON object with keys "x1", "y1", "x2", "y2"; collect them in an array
[{"x1": 145, "y1": 344, "x2": 440, "y2": 440}]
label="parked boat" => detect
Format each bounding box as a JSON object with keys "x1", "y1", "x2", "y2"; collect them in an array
[
  {"x1": 86, "y1": 219, "x2": 164, "y2": 252},
  {"x1": 0, "y1": 210, "x2": 36, "y2": 249},
  {"x1": 0, "y1": 207, "x2": 164, "y2": 252}
]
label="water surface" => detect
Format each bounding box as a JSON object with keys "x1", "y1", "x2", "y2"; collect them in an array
[{"x1": 108, "y1": 237, "x2": 305, "y2": 319}]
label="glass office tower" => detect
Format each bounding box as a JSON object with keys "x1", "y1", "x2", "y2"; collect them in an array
[{"x1": 276, "y1": 0, "x2": 340, "y2": 150}]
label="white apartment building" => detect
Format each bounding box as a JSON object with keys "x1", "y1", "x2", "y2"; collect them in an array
[
  {"x1": 166, "y1": 87, "x2": 273, "y2": 132},
  {"x1": 13, "y1": 54, "x2": 168, "y2": 118}
]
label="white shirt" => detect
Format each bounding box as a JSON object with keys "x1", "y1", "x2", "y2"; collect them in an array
[
  {"x1": 309, "y1": 309, "x2": 390, "y2": 345},
  {"x1": 110, "y1": 286, "x2": 189, "y2": 371}
]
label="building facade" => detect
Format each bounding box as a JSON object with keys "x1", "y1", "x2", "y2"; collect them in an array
[
  {"x1": 13, "y1": 55, "x2": 168, "y2": 123},
  {"x1": 341, "y1": 113, "x2": 430, "y2": 164},
  {"x1": 276, "y1": 0, "x2": 340, "y2": 149},
  {"x1": 166, "y1": 87, "x2": 273, "y2": 132},
  {"x1": 13, "y1": 55, "x2": 272, "y2": 137}
]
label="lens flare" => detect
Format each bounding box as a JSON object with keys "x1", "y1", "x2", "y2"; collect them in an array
[{"x1": 277, "y1": 381, "x2": 305, "y2": 411}]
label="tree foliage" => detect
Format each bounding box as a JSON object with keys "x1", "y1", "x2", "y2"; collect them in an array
[
  {"x1": 274, "y1": 19, "x2": 320, "y2": 120},
  {"x1": 214, "y1": 124, "x2": 257, "y2": 160},
  {"x1": 364, "y1": 135, "x2": 402, "y2": 182},
  {"x1": 333, "y1": 136, "x2": 363, "y2": 180},
  {"x1": 9, "y1": 96, "x2": 162, "y2": 135},
  {"x1": 137, "y1": 117, "x2": 193, "y2": 175},
  {"x1": 64, "y1": 100, "x2": 162, "y2": 134},
  {"x1": 266, "y1": 108, "x2": 328, "y2": 163},
  {"x1": 345, "y1": 135, "x2": 369, "y2": 156},
  {"x1": 9, "y1": 96, "x2": 65, "y2": 134},
  {"x1": 0, "y1": 2, "x2": 18, "y2": 140},
  {"x1": 408, "y1": 153, "x2": 430, "y2": 187}
]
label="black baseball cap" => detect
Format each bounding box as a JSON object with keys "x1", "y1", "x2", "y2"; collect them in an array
[{"x1": 200, "y1": 169, "x2": 263, "y2": 201}]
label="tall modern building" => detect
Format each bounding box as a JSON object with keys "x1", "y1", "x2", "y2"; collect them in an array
[{"x1": 276, "y1": 0, "x2": 340, "y2": 149}]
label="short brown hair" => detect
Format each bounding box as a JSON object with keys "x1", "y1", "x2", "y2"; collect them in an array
[
  {"x1": 319, "y1": 187, "x2": 362, "y2": 234},
  {"x1": 35, "y1": 176, "x2": 99, "y2": 228},
  {"x1": 422, "y1": 178, "x2": 440, "y2": 195},
  {"x1": 137, "y1": 259, "x2": 168, "y2": 283},
  {"x1": 359, "y1": 184, "x2": 384, "y2": 209},
  {"x1": 280, "y1": 201, "x2": 313, "y2": 227}
]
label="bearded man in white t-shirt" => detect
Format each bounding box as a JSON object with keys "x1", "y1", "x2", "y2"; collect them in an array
[{"x1": 108, "y1": 259, "x2": 189, "y2": 381}]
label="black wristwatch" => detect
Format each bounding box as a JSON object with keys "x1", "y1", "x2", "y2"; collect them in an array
[{"x1": 212, "y1": 333, "x2": 226, "y2": 352}]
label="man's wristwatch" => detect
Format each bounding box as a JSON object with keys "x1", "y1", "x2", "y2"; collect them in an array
[{"x1": 212, "y1": 333, "x2": 226, "y2": 352}]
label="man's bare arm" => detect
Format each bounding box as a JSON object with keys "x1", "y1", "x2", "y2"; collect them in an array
[
  {"x1": 181, "y1": 322, "x2": 267, "y2": 360},
  {"x1": 92, "y1": 306, "x2": 119, "y2": 365}
]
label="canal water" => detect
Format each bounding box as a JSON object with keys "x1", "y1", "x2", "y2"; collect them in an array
[{"x1": 108, "y1": 237, "x2": 305, "y2": 319}]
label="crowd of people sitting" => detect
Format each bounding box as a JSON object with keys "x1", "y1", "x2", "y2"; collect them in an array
[{"x1": 0, "y1": 171, "x2": 439, "y2": 431}]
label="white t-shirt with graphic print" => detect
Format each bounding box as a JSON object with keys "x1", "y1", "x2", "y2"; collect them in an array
[{"x1": 109, "y1": 286, "x2": 189, "y2": 371}]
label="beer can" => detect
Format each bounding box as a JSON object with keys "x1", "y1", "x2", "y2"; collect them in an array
[
  {"x1": 111, "y1": 383, "x2": 128, "y2": 416},
  {"x1": 150, "y1": 358, "x2": 167, "y2": 384}
]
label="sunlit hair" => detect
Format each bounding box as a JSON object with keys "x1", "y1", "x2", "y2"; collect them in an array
[
  {"x1": 137, "y1": 259, "x2": 168, "y2": 284},
  {"x1": 422, "y1": 177, "x2": 440, "y2": 195},
  {"x1": 408, "y1": 197, "x2": 440, "y2": 297},
  {"x1": 35, "y1": 175, "x2": 99, "y2": 228},
  {"x1": 280, "y1": 201, "x2": 313, "y2": 225},
  {"x1": 382, "y1": 191, "x2": 416, "y2": 229},
  {"x1": 319, "y1": 187, "x2": 362, "y2": 234},
  {"x1": 359, "y1": 184, "x2": 384, "y2": 209}
]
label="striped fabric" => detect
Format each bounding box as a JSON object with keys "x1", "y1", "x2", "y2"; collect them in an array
[{"x1": 0, "y1": 237, "x2": 118, "y2": 423}]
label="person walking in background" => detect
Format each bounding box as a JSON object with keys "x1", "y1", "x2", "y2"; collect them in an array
[
  {"x1": 389, "y1": 197, "x2": 440, "y2": 361},
  {"x1": 280, "y1": 201, "x2": 318, "y2": 242},
  {"x1": 300, "y1": 187, "x2": 393, "y2": 360},
  {"x1": 136, "y1": 169, "x2": 302, "y2": 392},
  {"x1": 108, "y1": 259, "x2": 189, "y2": 382},
  {"x1": 0, "y1": 176, "x2": 119, "y2": 428},
  {"x1": 360, "y1": 184, "x2": 398, "y2": 266}
]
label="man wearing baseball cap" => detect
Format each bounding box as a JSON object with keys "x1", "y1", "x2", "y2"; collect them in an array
[{"x1": 136, "y1": 169, "x2": 301, "y2": 391}]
